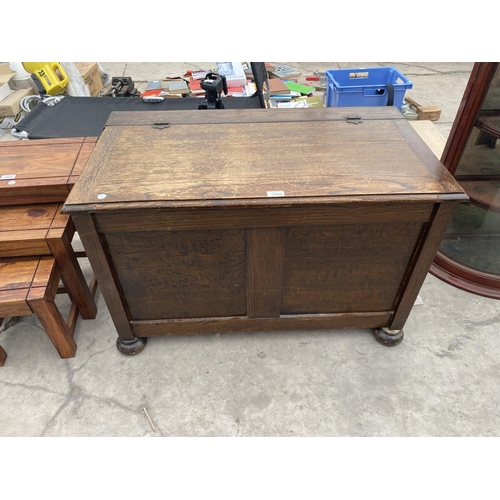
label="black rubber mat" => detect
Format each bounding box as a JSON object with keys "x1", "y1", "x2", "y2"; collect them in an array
[{"x1": 13, "y1": 95, "x2": 263, "y2": 139}]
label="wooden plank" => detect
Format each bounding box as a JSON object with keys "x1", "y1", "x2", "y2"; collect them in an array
[
  {"x1": 0, "y1": 345, "x2": 6, "y2": 367},
  {"x1": 71, "y1": 141, "x2": 97, "y2": 177},
  {"x1": 95, "y1": 202, "x2": 435, "y2": 233},
  {"x1": 405, "y1": 97, "x2": 441, "y2": 121},
  {"x1": 67, "y1": 176, "x2": 79, "y2": 190},
  {"x1": 0, "y1": 203, "x2": 59, "y2": 232},
  {"x1": 104, "y1": 107, "x2": 406, "y2": 127},
  {"x1": 0, "y1": 138, "x2": 87, "y2": 148},
  {"x1": 31, "y1": 256, "x2": 55, "y2": 289},
  {"x1": 50, "y1": 204, "x2": 71, "y2": 229},
  {"x1": 131, "y1": 311, "x2": 393, "y2": 337},
  {"x1": 409, "y1": 121, "x2": 447, "y2": 159},
  {"x1": 0, "y1": 179, "x2": 70, "y2": 206},
  {"x1": 247, "y1": 227, "x2": 286, "y2": 318},
  {"x1": 393, "y1": 119, "x2": 465, "y2": 196},
  {"x1": 0, "y1": 289, "x2": 31, "y2": 316},
  {"x1": 0, "y1": 230, "x2": 50, "y2": 257},
  {"x1": 0, "y1": 258, "x2": 38, "y2": 291},
  {"x1": 0, "y1": 142, "x2": 82, "y2": 179}
]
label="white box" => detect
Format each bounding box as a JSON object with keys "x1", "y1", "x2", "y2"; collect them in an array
[
  {"x1": 0, "y1": 82, "x2": 13, "y2": 101},
  {"x1": 217, "y1": 62, "x2": 247, "y2": 87},
  {"x1": 0, "y1": 64, "x2": 15, "y2": 101}
]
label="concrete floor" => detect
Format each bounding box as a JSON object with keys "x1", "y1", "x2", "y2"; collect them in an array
[{"x1": 1, "y1": 62, "x2": 499, "y2": 437}]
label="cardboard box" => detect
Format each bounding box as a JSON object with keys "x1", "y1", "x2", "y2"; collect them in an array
[
  {"x1": 0, "y1": 88, "x2": 35, "y2": 118},
  {"x1": 0, "y1": 82, "x2": 13, "y2": 102},
  {"x1": 0, "y1": 63, "x2": 39, "y2": 94},
  {"x1": 76, "y1": 62, "x2": 103, "y2": 97},
  {"x1": 0, "y1": 64, "x2": 16, "y2": 102}
]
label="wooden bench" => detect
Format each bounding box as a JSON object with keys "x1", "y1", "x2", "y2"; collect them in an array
[
  {"x1": 0, "y1": 202, "x2": 97, "y2": 318},
  {"x1": 0, "y1": 198, "x2": 98, "y2": 366},
  {"x1": 0, "y1": 137, "x2": 99, "y2": 365},
  {"x1": 0, "y1": 256, "x2": 85, "y2": 361}
]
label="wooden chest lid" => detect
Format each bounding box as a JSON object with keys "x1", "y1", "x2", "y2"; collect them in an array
[{"x1": 63, "y1": 107, "x2": 466, "y2": 210}]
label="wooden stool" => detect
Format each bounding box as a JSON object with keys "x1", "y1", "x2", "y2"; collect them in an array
[
  {"x1": 0, "y1": 203, "x2": 97, "y2": 320},
  {"x1": 0, "y1": 256, "x2": 85, "y2": 362}
]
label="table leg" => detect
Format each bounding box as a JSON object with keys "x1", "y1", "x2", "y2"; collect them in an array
[
  {"x1": 0, "y1": 345, "x2": 6, "y2": 367},
  {"x1": 46, "y1": 228, "x2": 97, "y2": 320},
  {"x1": 27, "y1": 262, "x2": 77, "y2": 359}
]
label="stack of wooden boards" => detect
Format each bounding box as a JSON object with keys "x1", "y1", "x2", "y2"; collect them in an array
[{"x1": 0, "y1": 137, "x2": 99, "y2": 366}]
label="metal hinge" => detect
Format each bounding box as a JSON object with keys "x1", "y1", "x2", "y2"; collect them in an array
[
  {"x1": 152, "y1": 122, "x2": 170, "y2": 130},
  {"x1": 345, "y1": 116, "x2": 363, "y2": 125}
]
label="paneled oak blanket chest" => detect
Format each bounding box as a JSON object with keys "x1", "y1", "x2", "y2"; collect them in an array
[{"x1": 62, "y1": 107, "x2": 467, "y2": 354}]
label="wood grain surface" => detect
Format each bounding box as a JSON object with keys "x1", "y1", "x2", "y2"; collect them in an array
[
  {"x1": 281, "y1": 222, "x2": 424, "y2": 314},
  {"x1": 94, "y1": 202, "x2": 435, "y2": 232},
  {"x1": 247, "y1": 227, "x2": 286, "y2": 318},
  {"x1": 131, "y1": 312, "x2": 393, "y2": 337},
  {"x1": 0, "y1": 142, "x2": 81, "y2": 179},
  {"x1": 0, "y1": 203, "x2": 60, "y2": 257},
  {"x1": 0, "y1": 230, "x2": 50, "y2": 257},
  {"x1": 0, "y1": 137, "x2": 96, "y2": 206},
  {"x1": 65, "y1": 108, "x2": 465, "y2": 208},
  {"x1": 0, "y1": 203, "x2": 58, "y2": 231},
  {"x1": 104, "y1": 107, "x2": 405, "y2": 127},
  {"x1": 71, "y1": 139, "x2": 98, "y2": 177},
  {"x1": 105, "y1": 228, "x2": 247, "y2": 320},
  {"x1": 0, "y1": 257, "x2": 39, "y2": 291},
  {"x1": 70, "y1": 212, "x2": 136, "y2": 340}
]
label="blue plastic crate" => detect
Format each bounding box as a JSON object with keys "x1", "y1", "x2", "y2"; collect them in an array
[{"x1": 325, "y1": 67, "x2": 413, "y2": 110}]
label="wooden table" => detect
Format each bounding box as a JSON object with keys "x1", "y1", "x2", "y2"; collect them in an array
[
  {"x1": 62, "y1": 107, "x2": 467, "y2": 354},
  {"x1": 0, "y1": 137, "x2": 97, "y2": 206},
  {"x1": 0, "y1": 138, "x2": 98, "y2": 364}
]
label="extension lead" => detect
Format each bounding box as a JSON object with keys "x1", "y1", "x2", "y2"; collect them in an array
[{"x1": 20, "y1": 94, "x2": 65, "y2": 112}]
